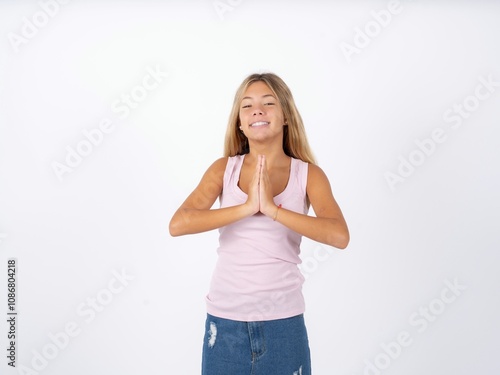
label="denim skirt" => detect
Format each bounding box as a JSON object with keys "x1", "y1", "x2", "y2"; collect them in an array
[{"x1": 201, "y1": 313, "x2": 311, "y2": 375}]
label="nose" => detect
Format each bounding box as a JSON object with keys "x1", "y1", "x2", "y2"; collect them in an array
[{"x1": 252, "y1": 105, "x2": 264, "y2": 116}]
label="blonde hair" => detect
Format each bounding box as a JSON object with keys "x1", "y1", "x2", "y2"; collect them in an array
[{"x1": 223, "y1": 73, "x2": 316, "y2": 164}]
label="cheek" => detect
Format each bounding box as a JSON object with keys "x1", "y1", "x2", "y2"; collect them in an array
[
  {"x1": 272, "y1": 105, "x2": 284, "y2": 118},
  {"x1": 273, "y1": 110, "x2": 285, "y2": 123},
  {"x1": 239, "y1": 111, "x2": 249, "y2": 125}
]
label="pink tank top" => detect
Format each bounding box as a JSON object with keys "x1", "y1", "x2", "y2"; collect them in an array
[{"x1": 206, "y1": 154, "x2": 309, "y2": 321}]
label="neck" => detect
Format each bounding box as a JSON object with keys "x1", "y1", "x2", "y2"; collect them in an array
[{"x1": 246, "y1": 142, "x2": 289, "y2": 168}]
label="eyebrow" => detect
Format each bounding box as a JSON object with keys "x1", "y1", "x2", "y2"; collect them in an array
[{"x1": 241, "y1": 94, "x2": 276, "y2": 101}]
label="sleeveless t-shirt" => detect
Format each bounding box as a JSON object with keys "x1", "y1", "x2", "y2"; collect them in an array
[{"x1": 205, "y1": 154, "x2": 309, "y2": 322}]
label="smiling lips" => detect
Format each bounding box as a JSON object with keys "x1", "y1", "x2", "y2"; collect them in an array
[{"x1": 250, "y1": 121, "x2": 270, "y2": 127}]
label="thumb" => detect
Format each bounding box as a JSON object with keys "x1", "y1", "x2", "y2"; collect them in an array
[{"x1": 256, "y1": 155, "x2": 262, "y2": 180}]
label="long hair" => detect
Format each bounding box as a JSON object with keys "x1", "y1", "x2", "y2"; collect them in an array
[{"x1": 223, "y1": 73, "x2": 316, "y2": 164}]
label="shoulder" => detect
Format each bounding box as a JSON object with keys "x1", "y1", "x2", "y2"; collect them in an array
[
  {"x1": 307, "y1": 163, "x2": 327, "y2": 178},
  {"x1": 205, "y1": 157, "x2": 229, "y2": 179},
  {"x1": 211, "y1": 156, "x2": 229, "y2": 170},
  {"x1": 194, "y1": 157, "x2": 228, "y2": 194},
  {"x1": 307, "y1": 163, "x2": 332, "y2": 189}
]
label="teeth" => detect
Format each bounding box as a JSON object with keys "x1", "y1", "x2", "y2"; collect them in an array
[{"x1": 251, "y1": 121, "x2": 269, "y2": 127}]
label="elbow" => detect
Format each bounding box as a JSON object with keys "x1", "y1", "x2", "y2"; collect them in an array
[
  {"x1": 326, "y1": 229, "x2": 350, "y2": 250},
  {"x1": 336, "y1": 222, "x2": 350, "y2": 249},
  {"x1": 169, "y1": 208, "x2": 191, "y2": 237},
  {"x1": 169, "y1": 208, "x2": 197, "y2": 237},
  {"x1": 336, "y1": 235, "x2": 349, "y2": 250},
  {"x1": 169, "y1": 220, "x2": 179, "y2": 237},
  {"x1": 338, "y1": 229, "x2": 350, "y2": 249},
  {"x1": 169, "y1": 216, "x2": 184, "y2": 237}
]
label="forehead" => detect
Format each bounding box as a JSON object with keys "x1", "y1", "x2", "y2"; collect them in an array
[{"x1": 242, "y1": 81, "x2": 275, "y2": 98}]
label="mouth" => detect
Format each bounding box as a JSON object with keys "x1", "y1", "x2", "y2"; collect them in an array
[{"x1": 250, "y1": 121, "x2": 270, "y2": 127}]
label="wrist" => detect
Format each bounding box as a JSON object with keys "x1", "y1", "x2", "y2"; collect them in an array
[
  {"x1": 261, "y1": 203, "x2": 275, "y2": 218},
  {"x1": 271, "y1": 204, "x2": 282, "y2": 221},
  {"x1": 242, "y1": 201, "x2": 258, "y2": 217}
]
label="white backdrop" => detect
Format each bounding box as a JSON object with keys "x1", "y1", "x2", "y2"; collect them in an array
[{"x1": 1, "y1": 1, "x2": 499, "y2": 374}]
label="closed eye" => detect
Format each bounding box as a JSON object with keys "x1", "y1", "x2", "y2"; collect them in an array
[{"x1": 241, "y1": 102, "x2": 274, "y2": 109}]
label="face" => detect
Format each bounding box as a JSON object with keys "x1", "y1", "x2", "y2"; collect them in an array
[{"x1": 239, "y1": 81, "x2": 287, "y2": 141}]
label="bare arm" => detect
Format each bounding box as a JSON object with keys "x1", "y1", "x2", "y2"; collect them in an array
[
  {"x1": 169, "y1": 157, "x2": 259, "y2": 236},
  {"x1": 260, "y1": 161, "x2": 349, "y2": 249}
]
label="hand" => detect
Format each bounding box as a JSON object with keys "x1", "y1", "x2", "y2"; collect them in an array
[
  {"x1": 258, "y1": 155, "x2": 278, "y2": 218},
  {"x1": 244, "y1": 155, "x2": 261, "y2": 215}
]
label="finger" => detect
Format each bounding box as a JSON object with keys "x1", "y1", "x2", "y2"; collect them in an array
[
  {"x1": 263, "y1": 160, "x2": 270, "y2": 185},
  {"x1": 257, "y1": 155, "x2": 262, "y2": 182},
  {"x1": 254, "y1": 155, "x2": 261, "y2": 181}
]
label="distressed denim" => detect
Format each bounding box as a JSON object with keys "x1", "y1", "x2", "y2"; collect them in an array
[{"x1": 202, "y1": 313, "x2": 311, "y2": 375}]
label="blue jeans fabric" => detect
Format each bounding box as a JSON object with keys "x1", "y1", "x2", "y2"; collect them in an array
[{"x1": 202, "y1": 313, "x2": 311, "y2": 375}]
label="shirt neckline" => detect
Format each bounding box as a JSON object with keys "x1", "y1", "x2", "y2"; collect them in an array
[{"x1": 234, "y1": 154, "x2": 294, "y2": 201}]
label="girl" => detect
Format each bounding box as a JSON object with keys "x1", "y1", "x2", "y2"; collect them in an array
[{"x1": 170, "y1": 72, "x2": 349, "y2": 375}]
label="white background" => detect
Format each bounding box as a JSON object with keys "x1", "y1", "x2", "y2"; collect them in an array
[{"x1": 1, "y1": 0, "x2": 499, "y2": 374}]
